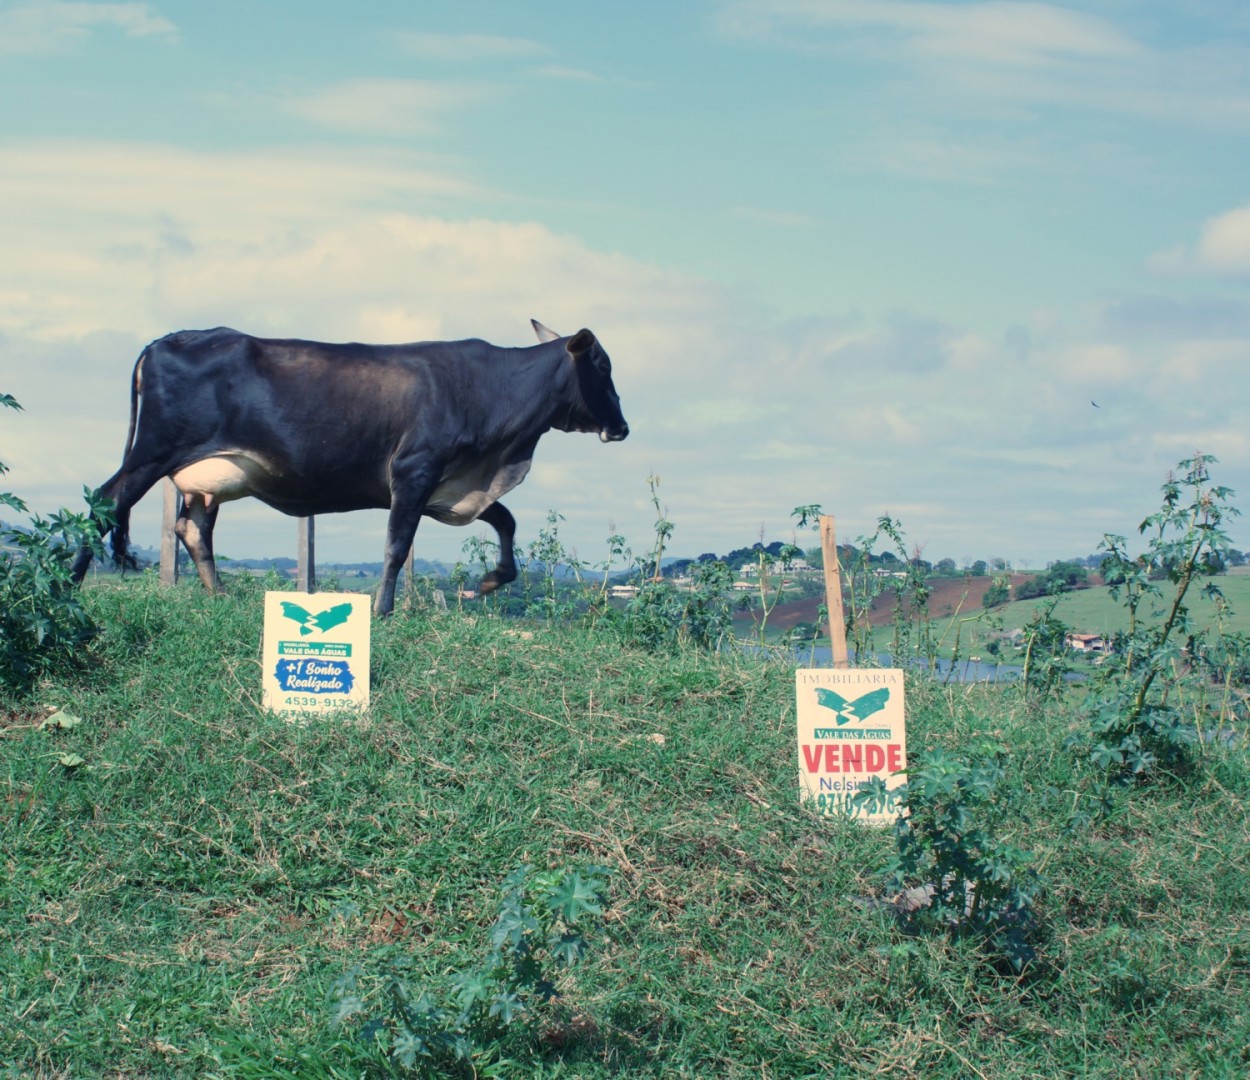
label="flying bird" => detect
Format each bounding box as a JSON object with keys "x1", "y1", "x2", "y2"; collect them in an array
[
  {"x1": 1091, "y1": 400, "x2": 1100, "y2": 408},
  {"x1": 814, "y1": 686, "x2": 891, "y2": 725},
  {"x1": 280, "y1": 601, "x2": 354, "y2": 636}
]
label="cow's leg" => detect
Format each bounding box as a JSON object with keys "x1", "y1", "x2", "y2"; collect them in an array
[
  {"x1": 72, "y1": 463, "x2": 166, "y2": 583},
  {"x1": 477, "y1": 502, "x2": 518, "y2": 594},
  {"x1": 376, "y1": 503, "x2": 424, "y2": 617},
  {"x1": 174, "y1": 493, "x2": 224, "y2": 594}
]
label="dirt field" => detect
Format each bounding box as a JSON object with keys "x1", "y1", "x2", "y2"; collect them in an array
[{"x1": 734, "y1": 574, "x2": 1037, "y2": 633}]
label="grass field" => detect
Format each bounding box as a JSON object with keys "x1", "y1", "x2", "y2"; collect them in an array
[
  {"x1": 3, "y1": 575, "x2": 1249, "y2": 1077},
  {"x1": 937, "y1": 573, "x2": 1250, "y2": 663}
]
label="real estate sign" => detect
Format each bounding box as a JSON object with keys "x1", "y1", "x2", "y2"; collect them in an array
[
  {"x1": 796, "y1": 668, "x2": 906, "y2": 823},
  {"x1": 262, "y1": 592, "x2": 371, "y2": 717}
]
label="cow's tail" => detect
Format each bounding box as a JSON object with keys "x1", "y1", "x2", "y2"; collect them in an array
[{"x1": 107, "y1": 351, "x2": 146, "y2": 570}]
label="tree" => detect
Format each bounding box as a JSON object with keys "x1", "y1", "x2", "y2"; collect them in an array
[
  {"x1": 970, "y1": 560, "x2": 988, "y2": 577},
  {"x1": 983, "y1": 578, "x2": 1010, "y2": 609},
  {"x1": 1014, "y1": 560, "x2": 1089, "y2": 601}
]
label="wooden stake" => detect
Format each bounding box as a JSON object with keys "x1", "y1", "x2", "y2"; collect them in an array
[
  {"x1": 820, "y1": 515, "x2": 849, "y2": 669},
  {"x1": 159, "y1": 478, "x2": 179, "y2": 586},
  {"x1": 297, "y1": 516, "x2": 316, "y2": 593}
]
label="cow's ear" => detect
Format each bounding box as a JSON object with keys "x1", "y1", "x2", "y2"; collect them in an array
[
  {"x1": 566, "y1": 329, "x2": 597, "y2": 356},
  {"x1": 531, "y1": 319, "x2": 561, "y2": 343}
]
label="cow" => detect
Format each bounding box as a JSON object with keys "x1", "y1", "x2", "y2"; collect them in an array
[{"x1": 71, "y1": 319, "x2": 629, "y2": 615}]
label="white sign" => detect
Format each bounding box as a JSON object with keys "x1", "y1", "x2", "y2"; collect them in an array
[
  {"x1": 796, "y1": 668, "x2": 907, "y2": 823},
  {"x1": 262, "y1": 592, "x2": 371, "y2": 717}
]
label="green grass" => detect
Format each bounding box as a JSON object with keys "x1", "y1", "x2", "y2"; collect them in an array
[
  {"x1": 3, "y1": 575, "x2": 1249, "y2": 1077},
  {"x1": 931, "y1": 573, "x2": 1250, "y2": 662}
]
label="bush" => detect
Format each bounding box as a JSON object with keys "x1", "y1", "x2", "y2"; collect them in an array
[
  {"x1": 1, "y1": 394, "x2": 112, "y2": 694},
  {"x1": 328, "y1": 864, "x2": 610, "y2": 1074},
  {"x1": 1071, "y1": 453, "x2": 1239, "y2": 781},
  {"x1": 855, "y1": 746, "x2": 1042, "y2": 971}
]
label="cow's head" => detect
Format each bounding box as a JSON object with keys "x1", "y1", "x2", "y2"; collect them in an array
[{"x1": 532, "y1": 320, "x2": 629, "y2": 443}]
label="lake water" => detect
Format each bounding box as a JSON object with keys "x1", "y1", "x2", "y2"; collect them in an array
[{"x1": 780, "y1": 646, "x2": 1025, "y2": 683}]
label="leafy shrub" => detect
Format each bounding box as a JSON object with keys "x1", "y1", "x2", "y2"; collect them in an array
[
  {"x1": 329, "y1": 864, "x2": 610, "y2": 1074},
  {"x1": 1, "y1": 393, "x2": 112, "y2": 693},
  {"x1": 1071, "y1": 453, "x2": 1239, "y2": 781},
  {"x1": 1018, "y1": 594, "x2": 1074, "y2": 698},
  {"x1": 855, "y1": 746, "x2": 1041, "y2": 971},
  {"x1": 622, "y1": 558, "x2": 736, "y2": 652}
]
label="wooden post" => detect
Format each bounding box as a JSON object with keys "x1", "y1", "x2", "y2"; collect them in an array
[
  {"x1": 297, "y1": 517, "x2": 315, "y2": 593},
  {"x1": 159, "y1": 478, "x2": 179, "y2": 585},
  {"x1": 819, "y1": 515, "x2": 849, "y2": 669}
]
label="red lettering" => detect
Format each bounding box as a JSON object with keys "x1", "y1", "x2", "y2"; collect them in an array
[{"x1": 803, "y1": 742, "x2": 905, "y2": 774}]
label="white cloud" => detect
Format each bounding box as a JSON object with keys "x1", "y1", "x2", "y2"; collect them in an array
[
  {"x1": 1149, "y1": 204, "x2": 1250, "y2": 277},
  {"x1": 0, "y1": 1, "x2": 176, "y2": 54},
  {"x1": 716, "y1": 0, "x2": 1250, "y2": 134},
  {"x1": 2, "y1": 136, "x2": 1247, "y2": 565},
  {"x1": 719, "y1": 0, "x2": 1140, "y2": 66},
  {"x1": 283, "y1": 78, "x2": 488, "y2": 137},
  {"x1": 1195, "y1": 206, "x2": 1250, "y2": 274}
]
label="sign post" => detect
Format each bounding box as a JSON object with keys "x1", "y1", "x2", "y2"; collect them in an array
[
  {"x1": 160, "y1": 478, "x2": 179, "y2": 585},
  {"x1": 797, "y1": 515, "x2": 906, "y2": 824},
  {"x1": 262, "y1": 591, "x2": 371, "y2": 718},
  {"x1": 819, "y1": 515, "x2": 848, "y2": 668}
]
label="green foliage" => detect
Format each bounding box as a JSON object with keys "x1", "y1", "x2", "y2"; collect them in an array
[
  {"x1": 744, "y1": 525, "x2": 804, "y2": 644},
  {"x1": 1018, "y1": 594, "x2": 1074, "y2": 698},
  {"x1": 837, "y1": 515, "x2": 939, "y2": 666},
  {"x1": 982, "y1": 575, "x2": 1010, "y2": 609},
  {"x1": 329, "y1": 864, "x2": 610, "y2": 1074},
  {"x1": 1014, "y1": 560, "x2": 1089, "y2": 601},
  {"x1": 856, "y1": 746, "x2": 1041, "y2": 971},
  {"x1": 623, "y1": 558, "x2": 735, "y2": 651},
  {"x1": 1, "y1": 394, "x2": 113, "y2": 693},
  {"x1": 1072, "y1": 453, "x2": 1240, "y2": 781},
  {"x1": 645, "y1": 472, "x2": 673, "y2": 581}
]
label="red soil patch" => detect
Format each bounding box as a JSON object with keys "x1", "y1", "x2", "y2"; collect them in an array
[{"x1": 735, "y1": 574, "x2": 1037, "y2": 632}]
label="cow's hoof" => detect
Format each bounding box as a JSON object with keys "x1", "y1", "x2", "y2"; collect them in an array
[{"x1": 479, "y1": 569, "x2": 516, "y2": 595}]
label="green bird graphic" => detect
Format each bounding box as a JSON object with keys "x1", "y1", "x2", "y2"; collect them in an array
[
  {"x1": 814, "y1": 686, "x2": 890, "y2": 725},
  {"x1": 280, "y1": 601, "x2": 354, "y2": 636}
]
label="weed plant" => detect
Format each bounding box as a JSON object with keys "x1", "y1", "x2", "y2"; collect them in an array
[
  {"x1": 1073, "y1": 453, "x2": 1241, "y2": 781},
  {"x1": 1, "y1": 393, "x2": 113, "y2": 692}
]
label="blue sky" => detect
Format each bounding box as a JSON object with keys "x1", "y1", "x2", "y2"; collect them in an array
[{"x1": 2, "y1": 0, "x2": 1248, "y2": 570}]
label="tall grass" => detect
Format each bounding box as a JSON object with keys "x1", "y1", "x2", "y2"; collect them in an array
[{"x1": 3, "y1": 572, "x2": 1249, "y2": 1077}]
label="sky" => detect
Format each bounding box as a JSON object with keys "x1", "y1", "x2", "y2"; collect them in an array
[{"x1": 1, "y1": 0, "x2": 1248, "y2": 572}]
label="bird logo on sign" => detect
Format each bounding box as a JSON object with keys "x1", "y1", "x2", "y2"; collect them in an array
[
  {"x1": 280, "y1": 601, "x2": 354, "y2": 636},
  {"x1": 814, "y1": 686, "x2": 891, "y2": 725}
]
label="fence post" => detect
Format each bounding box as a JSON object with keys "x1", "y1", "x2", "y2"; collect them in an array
[
  {"x1": 159, "y1": 478, "x2": 179, "y2": 585},
  {"x1": 819, "y1": 515, "x2": 849, "y2": 669},
  {"x1": 297, "y1": 517, "x2": 315, "y2": 593}
]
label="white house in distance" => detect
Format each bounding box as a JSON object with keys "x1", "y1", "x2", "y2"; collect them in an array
[
  {"x1": 738, "y1": 557, "x2": 811, "y2": 578},
  {"x1": 1066, "y1": 632, "x2": 1106, "y2": 653}
]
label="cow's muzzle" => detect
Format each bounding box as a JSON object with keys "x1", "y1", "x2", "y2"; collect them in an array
[{"x1": 600, "y1": 425, "x2": 629, "y2": 443}]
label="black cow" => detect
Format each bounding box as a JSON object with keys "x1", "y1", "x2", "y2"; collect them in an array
[{"x1": 71, "y1": 320, "x2": 629, "y2": 615}]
